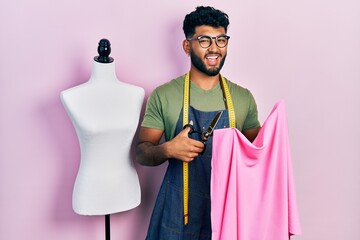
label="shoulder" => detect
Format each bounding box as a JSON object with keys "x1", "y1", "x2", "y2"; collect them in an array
[
  {"x1": 223, "y1": 76, "x2": 258, "y2": 111},
  {"x1": 223, "y1": 77, "x2": 252, "y2": 97},
  {"x1": 60, "y1": 82, "x2": 91, "y2": 103},
  {"x1": 61, "y1": 82, "x2": 88, "y2": 95}
]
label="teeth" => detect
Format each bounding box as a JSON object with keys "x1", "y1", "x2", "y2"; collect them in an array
[{"x1": 207, "y1": 56, "x2": 218, "y2": 59}]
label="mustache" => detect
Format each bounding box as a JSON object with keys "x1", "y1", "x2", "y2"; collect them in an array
[{"x1": 205, "y1": 51, "x2": 222, "y2": 57}]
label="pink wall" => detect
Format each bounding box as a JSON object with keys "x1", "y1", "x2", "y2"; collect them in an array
[{"x1": 1, "y1": 0, "x2": 359, "y2": 239}]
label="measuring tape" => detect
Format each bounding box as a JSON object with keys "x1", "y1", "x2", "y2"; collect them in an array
[
  {"x1": 182, "y1": 73, "x2": 190, "y2": 225},
  {"x1": 182, "y1": 72, "x2": 235, "y2": 225}
]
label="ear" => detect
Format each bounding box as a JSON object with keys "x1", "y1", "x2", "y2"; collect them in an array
[{"x1": 183, "y1": 39, "x2": 190, "y2": 55}]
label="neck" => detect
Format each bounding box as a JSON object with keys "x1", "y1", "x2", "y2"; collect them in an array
[
  {"x1": 189, "y1": 68, "x2": 220, "y2": 90},
  {"x1": 89, "y1": 60, "x2": 118, "y2": 83}
]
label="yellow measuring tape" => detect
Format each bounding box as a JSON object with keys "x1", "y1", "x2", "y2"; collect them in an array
[{"x1": 182, "y1": 72, "x2": 236, "y2": 225}]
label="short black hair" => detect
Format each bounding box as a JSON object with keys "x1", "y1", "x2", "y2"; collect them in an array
[{"x1": 183, "y1": 6, "x2": 230, "y2": 38}]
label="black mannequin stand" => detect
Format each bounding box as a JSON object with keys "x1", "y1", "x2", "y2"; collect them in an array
[{"x1": 105, "y1": 214, "x2": 110, "y2": 240}]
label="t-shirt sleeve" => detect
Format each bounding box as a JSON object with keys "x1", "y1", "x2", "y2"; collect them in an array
[
  {"x1": 242, "y1": 90, "x2": 261, "y2": 130},
  {"x1": 141, "y1": 89, "x2": 165, "y2": 130}
]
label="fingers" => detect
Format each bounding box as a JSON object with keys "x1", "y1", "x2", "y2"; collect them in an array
[
  {"x1": 190, "y1": 138, "x2": 205, "y2": 149},
  {"x1": 168, "y1": 137, "x2": 204, "y2": 162},
  {"x1": 182, "y1": 147, "x2": 204, "y2": 162},
  {"x1": 169, "y1": 120, "x2": 207, "y2": 162},
  {"x1": 179, "y1": 137, "x2": 205, "y2": 162}
]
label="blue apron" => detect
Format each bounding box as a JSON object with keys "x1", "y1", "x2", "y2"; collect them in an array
[{"x1": 146, "y1": 105, "x2": 229, "y2": 240}]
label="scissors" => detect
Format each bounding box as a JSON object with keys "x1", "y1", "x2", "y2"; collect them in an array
[{"x1": 183, "y1": 111, "x2": 223, "y2": 153}]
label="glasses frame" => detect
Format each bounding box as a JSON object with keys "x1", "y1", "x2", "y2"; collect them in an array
[{"x1": 187, "y1": 34, "x2": 230, "y2": 48}]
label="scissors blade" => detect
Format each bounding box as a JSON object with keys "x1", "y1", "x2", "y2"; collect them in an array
[{"x1": 204, "y1": 111, "x2": 223, "y2": 138}]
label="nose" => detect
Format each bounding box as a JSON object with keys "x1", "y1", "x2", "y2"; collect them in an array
[{"x1": 208, "y1": 38, "x2": 219, "y2": 51}]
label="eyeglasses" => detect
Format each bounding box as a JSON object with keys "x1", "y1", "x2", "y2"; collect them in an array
[{"x1": 187, "y1": 35, "x2": 230, "y2": 48}]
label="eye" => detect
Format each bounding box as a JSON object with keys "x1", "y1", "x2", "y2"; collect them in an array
[
  {"x1": 199, "y1": 37, "x2": 211, "y2": 44},
  {"x1": 217, "y1": 36, "x2": 227, "y2": 43}
]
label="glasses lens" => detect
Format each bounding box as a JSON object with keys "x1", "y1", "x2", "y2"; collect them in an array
[
  {"x1": 198, "y1": 36, "x2": 212, "y2": 48},
  {"x1": 216, "y1": 36, "x2": 228, "y2": 48}
]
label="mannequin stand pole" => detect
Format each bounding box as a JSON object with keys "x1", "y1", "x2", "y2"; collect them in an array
[{"x1": 105, "y1": 214, "x2": 110, "y2": 240}]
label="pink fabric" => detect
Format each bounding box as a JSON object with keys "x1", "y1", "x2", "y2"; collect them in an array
[{"x1": 211, "y1": 100, "x2": 302, "y2": 240}]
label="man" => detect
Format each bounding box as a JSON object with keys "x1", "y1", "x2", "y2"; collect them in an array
[{"x1": 136, "y1": 6, "x2": 261, "y2": 240}]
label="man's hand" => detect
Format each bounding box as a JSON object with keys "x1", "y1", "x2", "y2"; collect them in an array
[
  {"x1": 165, "y1": 123, "x2": 204, "y2": 162},
  {"x1": 136, "y1": 121, "x2": 204, "y2": 166}
]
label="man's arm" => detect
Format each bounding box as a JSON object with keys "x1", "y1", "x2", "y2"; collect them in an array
[
  {"x1": 242, "y1": 126, "x2": 261, "y2": 143},
  {"x1": 136, "y1": 126, "x2": 205, "y2": 166}
]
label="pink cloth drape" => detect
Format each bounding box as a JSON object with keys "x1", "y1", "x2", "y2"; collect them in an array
[{"x1": 211, "y1": 100, "x2": 302, "y2": 240}]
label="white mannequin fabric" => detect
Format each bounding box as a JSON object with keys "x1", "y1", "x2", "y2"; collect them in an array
[{"x1": 60, "y1": 60, "x2": 145, "y2": 215}]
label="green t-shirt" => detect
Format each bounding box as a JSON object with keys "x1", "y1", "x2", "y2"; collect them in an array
[{"x1": 142, "y1": 74, "x2": 260, "y2": 141}]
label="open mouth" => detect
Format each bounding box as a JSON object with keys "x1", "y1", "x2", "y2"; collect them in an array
[{"x1": 206, "y1": 55, "x2": 220, "y2": 65}]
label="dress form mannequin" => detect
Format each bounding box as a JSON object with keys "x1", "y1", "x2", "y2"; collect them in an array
[{"x1": 60, "y1": 39, "x2": 144, "y2": 225}]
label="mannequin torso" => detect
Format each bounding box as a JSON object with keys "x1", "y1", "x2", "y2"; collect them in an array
[{"x1": 61, "y1": 60, "x2": 145, "y2": 215}]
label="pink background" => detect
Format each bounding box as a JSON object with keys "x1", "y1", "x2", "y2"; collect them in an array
[{"x1": 1, "y1": 0, "x2": 359, "y2": 239}]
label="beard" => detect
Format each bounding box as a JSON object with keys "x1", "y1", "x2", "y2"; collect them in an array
[{"x1": 190, "y1": 50, "x2": 227, "y2": 76}]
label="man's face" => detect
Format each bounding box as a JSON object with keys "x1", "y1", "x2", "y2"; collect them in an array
[{"x1": 188, "y1": 25, "x2": 228, "y2": 76}]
